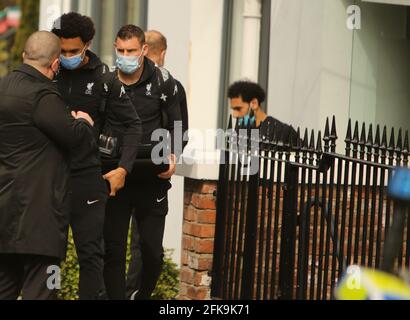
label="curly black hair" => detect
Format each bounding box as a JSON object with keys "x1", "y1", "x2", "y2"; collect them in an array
[
  {"x1": 228, "y1": 80, "x2": 266, "y2": 105},
  {"x1": 51, "y1": 12, "x2": 95, "y2": 43}
]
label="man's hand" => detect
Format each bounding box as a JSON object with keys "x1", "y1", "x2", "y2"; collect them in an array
[
  {"x1": 158, "y1": 154, "x2": 177, "y2": 180},
  {"x1": 103, "y1": 167, "x2": 128, "y2": 197},
  {"x1": 72, "y1": 111, "x2": 94, "y2": 127}
]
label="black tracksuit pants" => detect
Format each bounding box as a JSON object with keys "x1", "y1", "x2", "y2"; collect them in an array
[
  {"x1": 103, "y1": 183, "x2": 168, "y2": 300},
  {"x1": 0, "y1": 254, "x2": 60, "y2": 300},
  {"x1": 126, "y1": 216, "x2": 143, "y2": 299},
  {"x1": 69, "y1": 170, "x2": 109, "y2": 300}
]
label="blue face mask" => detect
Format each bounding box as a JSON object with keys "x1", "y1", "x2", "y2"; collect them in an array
[
  {"x1": 116, "y1": 50, "x2": 143, "y2": 75},
  {"x1": 237, "y1": 107, "x2": 255, "y2": 127},
  {"x1": 60, "y1": 47, "x2": 86, "y2": 70}
]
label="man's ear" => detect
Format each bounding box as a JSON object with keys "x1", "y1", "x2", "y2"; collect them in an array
[
  {"x1": 160, "y1": 50, "x2": 166, "y2": 65},
  {"x1": 250, "y1": 98, "x2": 259, "y2": 111},
  {"x1": 51, "y1": 58, "x2": 60, "y2": 70},
  {"x1": 22, "y1": 52, "x2": 26, "y2": 60},
  {"x1": 142, "y1": 45, "x2": 148, "y2": 56},
  {"x1": 86, "y1": 41, "x2": 92, "y2": 50}
]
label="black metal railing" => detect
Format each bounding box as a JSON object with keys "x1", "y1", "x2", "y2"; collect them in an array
[{"x1": 211, "y1": 116, "x2": 410, "y2": 300}]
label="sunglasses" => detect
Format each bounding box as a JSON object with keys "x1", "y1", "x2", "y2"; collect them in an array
[{"x1": 231, "y1": 106, "x2": 243, "y2": 112}]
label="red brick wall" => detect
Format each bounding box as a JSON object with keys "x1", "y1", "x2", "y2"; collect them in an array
[
  {"x1": 177, "y1": 178, "x2": 407, "y2": 300},
  {"x1": 179, "y1": 178, "x2": 217, "y2": 300}
]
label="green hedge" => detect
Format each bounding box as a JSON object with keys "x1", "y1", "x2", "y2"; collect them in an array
[
  {"x1": 58, "y1": 229, "x2": 180, "y2": 300},
  {"x1": 58, "y1": 229, "x2": 80, "y2": 300}
]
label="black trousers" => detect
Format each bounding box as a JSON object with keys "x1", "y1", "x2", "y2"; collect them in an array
[
  {"x1": 126, "y1": 216, "x2": 143, "y2": 299},
  {"x1": 0, "y1": 254, "x2": 60, "y2": 300},
  {"x1": 69, "y1": 171, "x2": 109, "y2": 300},
  {"x1": 104, "y1": 184, "x2": 168, "y2": 300}
]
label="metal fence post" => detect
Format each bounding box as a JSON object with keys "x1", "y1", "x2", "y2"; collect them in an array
[
  {"x1": 211, "y1": 120, "x2": 232, "y2": 299},
  {"x1": 279, "y1": 163, "x2": 299, "y2": 300},
  {"x1": 211, "y1": 150, "x2": 229, "y2": 298},
  {"x1": 240, "y1": 154, "x2": 260, "y2": 300}
]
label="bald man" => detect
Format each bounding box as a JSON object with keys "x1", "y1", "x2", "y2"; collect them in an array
[
  {"x1": 0, "y1": 31, "x2": 94, "y2": 300},
  {"x1": 145, "y1": 30, "x2": 168, "y2": 67},
  {"x1": 145, "y1": 30, "x2": 189, "y2": 142}
]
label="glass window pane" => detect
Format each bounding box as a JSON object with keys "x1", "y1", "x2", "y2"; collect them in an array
[{"x1": 349, "y1": 2, "x2": 410, "y2": 132}]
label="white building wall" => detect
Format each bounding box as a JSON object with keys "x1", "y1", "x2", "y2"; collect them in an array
[
  {"x1": 39, "y1": 0, "x2": 72, "y2": 30},
  {"x1": 320, "y1": 0, "x2": 355, "y2": 145},
  {"x1": 147, "y1": 0, "x2": 224, "y2": 265},
  {"x1": 147, "y1": 0, "x2": 191, "y2": 267},
  {"x1": 267, "y1": 0, "x2": 354, "y2": 152}
]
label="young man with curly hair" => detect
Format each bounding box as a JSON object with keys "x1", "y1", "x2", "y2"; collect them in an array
[{"x1": 51, "y1": 13, "x2": 142, "y2": 300}]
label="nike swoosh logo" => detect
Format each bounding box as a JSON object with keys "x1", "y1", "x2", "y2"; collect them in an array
[
  {"x1": 156, "y1": 197, "x2": 167, "y2": 203},
  {"x1": 87, "y1": 200, "x2": 100, "y2": 205}
]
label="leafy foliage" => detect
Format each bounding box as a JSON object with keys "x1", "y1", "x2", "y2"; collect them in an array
[
  {"x1": 58, "y1": 229, "x2": 80, "y2": 300},
  {"x1": 151, "y1": 250, "x2": 180, "y2": 300},
  {"x1": 58, "y1": 228, "x2": 180, "y2": 300}
]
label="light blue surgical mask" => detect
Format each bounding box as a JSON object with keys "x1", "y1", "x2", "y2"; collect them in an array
[
  {"x1": 237, "y1": 107, "x2": 255, "y2": 128},
  {"x1": 60, "y1": 46, "x2": 87, "y2": 70},
  {"x1": 116, "y1": 49, "x2": 143, "y2": 75}
]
